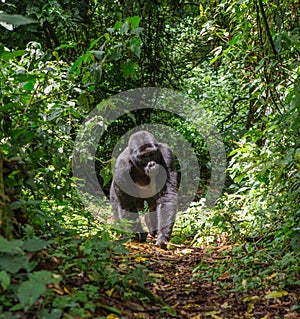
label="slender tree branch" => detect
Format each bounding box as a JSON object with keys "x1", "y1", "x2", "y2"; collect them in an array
[
  {"x1": 258, "y1": 0, "x2": 277, "y2": 56},
  {"x1": 15, "y1": 82, "x2": 41, "y2": 128}
]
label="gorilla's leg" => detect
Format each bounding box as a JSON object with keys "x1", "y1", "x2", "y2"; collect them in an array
[
  {"x1": 110, "y1": 187, "x2": 120, "y2": 222},
  {"x1": 116, "y1": 201, "x2": 148, "y2": 242},
  {"x1": 144, "y1": 199, "x2": 158, "y2": 237},
  {"x1": 144, "y1": 211, "x2": 158, "y2": 237},
  {"x1": 156, "y1": 198, "x2": 177, "y2": 249}
]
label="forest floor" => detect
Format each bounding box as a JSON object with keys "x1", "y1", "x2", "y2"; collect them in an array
[{"x1": 101, "y1": 241, "x2": 300, "y2": 319}]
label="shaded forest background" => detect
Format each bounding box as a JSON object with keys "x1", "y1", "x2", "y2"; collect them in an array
[{"x1": 0, "y1": 0, "x2": 299, "y2": 318}]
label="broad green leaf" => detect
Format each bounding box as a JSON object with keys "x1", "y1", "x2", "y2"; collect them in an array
[
  {"x1": 30, "y1": 270, "x2": 58, "y2": 284},
  {"x1": 69, "y1": 55, "x2": 84, "y2": 74},
  {"x1": 0, "y1": 13, "x2": 36, "y2": 26},
  {"x1": 17, "y1": 279, "x2": 46, "y2": 310},
  {"x1": 54, "y1": 43, "x2": 77, "y2": 51},
  {"x1": 131, "y1": 16, "x2": 141, "y2": 28},
  {"x1": 8, "y1": 201, "x2": 24, "y2": 210},
  {"x1": 112, "y1": 43, "x2": 122, "y2": 61},
  {"x1": 166, "y1": 306, "x2": 177, "y2": 316},
  {"x1": 291, "y1": 304, "x2": 300, "y2": 311},
  {"x1": 130, "y1": 27, "x2": 144, "y2": 35},
  {"x1": 210, "y1": 54, "x2": 222, "y2": 65},
  {"x1": 92, "y1": 64, "x2": 102, "y2": 84},
  {"x1": 229, "y1": 34, "x2": 242, "y2": 46},
  {"x1": 120, "y1": 21, "x2": 129, "y2": 34},
  {"x1": 17, "y1": 272, "x2": 55, "y2": 311},
  {"x1": 90, "y1": 50, "x2": 105, "y2": 61},
  {"x1": 100, "y1": 164, "x2": 112, "y2": 186},
  {"x1": 23, "y1": 238, "x2": 47, "y2": 252},
  {"x1": 88, "y1": 37, "x2": 102, "y2": 50},
  {"x1": 112, "y1": 244, "x2": 127, "y2": 254},
  {"x1": 1, "y1": 50, "x2": 27, "y2": 61},
  {"x1": 99, "y1": 305, "x2": 122, "y2": 315},
  {"x1": 39, "y1": 309, "x2": 62, "y2": 319},
  {"x1": 14, "y1": 74, "x2": 36, "y2": 82},
  {"x1": 0, "y1": 255, "x2": 30, "y2": 273},
  {"x1": 114, "y1": 21, "x2": 122, "y2": 31},
  {"x1": 26, "y1": 200, "x2": 42, "y2": 206},
  {"x1": 0, "y1": 270, "x2": 11, "y2": 290},
  {"x1": 130, "y1": 38, "x2": 142, "y2": 58},
  {"x1": 10, "y1": 303, "x2": 24, "y2": 312},
  {"x1": 23, "y1": 80, "x2": 35, "y2": 92},
  {"x1": 48, "y1": 108, "x2": 63, "y2": 121},
  {"x1": 0, "y1": 236, "x2": 22, "y2": 254}
]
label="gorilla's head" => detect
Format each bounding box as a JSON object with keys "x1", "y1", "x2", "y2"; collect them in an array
[{"x1": 128, "y1": 131, "x2": 161, "y2": 177}]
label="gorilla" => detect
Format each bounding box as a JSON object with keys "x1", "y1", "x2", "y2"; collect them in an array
[{"x1": 110, "y1": 131, "x2": 177, "y2": 249}]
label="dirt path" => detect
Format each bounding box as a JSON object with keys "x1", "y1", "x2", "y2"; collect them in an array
[{"x1": 107, "y1": 242, "x2": 300, "y2": 319}]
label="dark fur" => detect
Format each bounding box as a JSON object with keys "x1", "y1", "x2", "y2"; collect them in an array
[{"x1": 110, "y1": 131, "x2": 177, "y2": 248}]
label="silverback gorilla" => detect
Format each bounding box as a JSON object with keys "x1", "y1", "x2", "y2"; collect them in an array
[{"x1": 110, "y1": 131, "x2": 177, "y2": 249}]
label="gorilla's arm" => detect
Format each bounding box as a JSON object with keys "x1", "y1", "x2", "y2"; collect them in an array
[{"x1": 110, "y1": 147, "x2": 146, "y2": 236}]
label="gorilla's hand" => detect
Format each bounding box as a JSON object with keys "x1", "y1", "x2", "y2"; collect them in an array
[{"x1": 145, "y1": 161, "x2": 160, "y2": 176}]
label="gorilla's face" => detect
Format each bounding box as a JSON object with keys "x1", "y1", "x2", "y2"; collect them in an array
[
  {"x1": 129, "y1": 132, "x2": 161, "y2": 177},
  {"x1": 136, "y1": 146, "x2": 161, "y2": 176}
]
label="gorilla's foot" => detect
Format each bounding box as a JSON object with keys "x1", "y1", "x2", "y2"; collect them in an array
[
  {"x1": 134, "y1": 232, "x2": 148, "y2": 242},
  {"x1": 156, "y1": 236, "x2": 168, "y2": 249}
]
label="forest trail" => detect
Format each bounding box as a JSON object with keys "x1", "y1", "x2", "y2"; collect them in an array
[{"x1": 104, "y1": 242, "x2": 300, "y2": 319}]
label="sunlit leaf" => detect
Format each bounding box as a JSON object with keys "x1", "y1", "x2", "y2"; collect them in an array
[
  {"x1": 131, "y1": 16, "x2": 141, "y2": 28},
  {"x1": 199, "y1": 4, "x2": 204, "y2": 18},
  {"x1": 265, "y1": 290, "x2": 288, "y2": 299},
  {"x1": 135, "y1": 256, "x2": 149, "y2": 262},
  {"x1": 204, "y1": 311, "x2": 222, "y2": 319},
  {"x1": 0, "y1": 21, "x2": 13, "y2": 31},
  {"x1": 106, "y1": 288, "x2": 115, "y2": 297},
  {"x1": 247, "y1": 302, "x2": 254, "y2": 313}
]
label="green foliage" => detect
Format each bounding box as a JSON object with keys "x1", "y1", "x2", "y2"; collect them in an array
[
  {"x1": 0, "y1": 234, "x2": 59, "y2": 314},
  {"x1": 0, "y1": 233, "x2": 154, "y2": 317},
  {"x1": 69, "y1": 15, "x2": 143, "y2": 93},
  {"x1": 0, "y1": 42, "x2": 81, "y2": 235},
  {"x1": 186, "y1": 0, "x2": 300, "y2": 299},
  {"x1": 17, "y1": 271, "x2": 58, "y2": 311},
  {"x1": 224, "y1": 92, "x2": 300, "y2": 248},
  {"x1": 192, "y1": 241, "x2": 300, "y2": 294}
]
